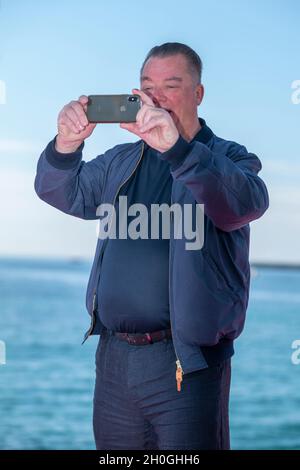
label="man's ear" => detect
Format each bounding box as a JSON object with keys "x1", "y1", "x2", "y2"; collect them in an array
[{"x1": 196, "y1": 84, "x2": 204, "y2": 106}]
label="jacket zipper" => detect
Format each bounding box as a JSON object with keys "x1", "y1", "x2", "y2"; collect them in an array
[
  {"x1": 170, "y1": 191, "x2": 185, "y2": 392},
  {"x1": 84, "y1": 140, "x2": 184, "y2": 391},
  {"x1": 83, "y1": 141, "x2": 145, "y2": 343},
  {"x1": 176, "y1": 359, "x2": 184, "y2": 392}
]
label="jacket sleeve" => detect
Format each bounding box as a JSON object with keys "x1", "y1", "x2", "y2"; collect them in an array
[
  {"x1": 34, "y1": 136, "x2": 108, "y2": 220},
  {"x1": 157, "y1": 136, "x2": 269, "y2": 232}
]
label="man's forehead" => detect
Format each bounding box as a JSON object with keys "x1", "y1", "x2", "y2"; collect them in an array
[{"x1": 141, "y1": 54, "x2": 189, "y2": 81}]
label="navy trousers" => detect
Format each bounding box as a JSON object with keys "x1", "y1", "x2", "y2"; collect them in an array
[{"x1": 93, "y1": 327, "x2": 231, "y2": 450}]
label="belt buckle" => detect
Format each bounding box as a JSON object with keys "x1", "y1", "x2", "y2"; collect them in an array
[
  {"x1": 126, "y1": 333, "x2": 153, "y2": 345},
  {"x1": 126, "y1": 334, "x2": 140, "y2": 345}
]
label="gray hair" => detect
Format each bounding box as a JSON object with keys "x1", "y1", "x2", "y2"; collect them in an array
[{"x1": 140, "y1": 42, "x2": 203, "y2": 84}]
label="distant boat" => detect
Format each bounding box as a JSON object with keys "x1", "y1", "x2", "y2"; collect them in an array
[{"x1": 68, "y1": 257, "x2": 83, "y2": 265}]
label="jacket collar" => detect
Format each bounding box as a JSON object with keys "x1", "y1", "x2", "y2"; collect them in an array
[{"x1": 191, "y1": 118, "x2": 214, "y2": 145}]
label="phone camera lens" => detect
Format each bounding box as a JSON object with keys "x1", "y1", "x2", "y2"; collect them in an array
[{"x1": 129, "y1": 96, "x2": 138, "y2": 102}]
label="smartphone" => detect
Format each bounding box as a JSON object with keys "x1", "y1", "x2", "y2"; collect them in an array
[{"x1": 87, "y1": 94, "x2": 141, "y2": 123}]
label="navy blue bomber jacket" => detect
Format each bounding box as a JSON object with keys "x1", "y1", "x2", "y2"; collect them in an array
[{"x1": 34, "y1": 118, "x2": 269, "y2": 375}]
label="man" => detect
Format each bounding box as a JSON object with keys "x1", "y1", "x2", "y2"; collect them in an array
[{"x1": 34, "y1": 42, "x2": 269, "y2": 450}]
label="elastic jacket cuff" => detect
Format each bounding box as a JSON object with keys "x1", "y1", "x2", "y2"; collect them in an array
[
  {"x1": 45, "y1": 136, "x2": 84, "y2": 170},
  {"x1": 157, "y1": 135, "x2": 191, "y2": 171}
]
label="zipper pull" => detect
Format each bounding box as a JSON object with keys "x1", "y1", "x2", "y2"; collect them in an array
[
  {"x1": 176, "y1": 359, "x2": 183, "y2": 392},
  {"x1": 92, "y1": 291, "x2": 97, "y2": 313}
]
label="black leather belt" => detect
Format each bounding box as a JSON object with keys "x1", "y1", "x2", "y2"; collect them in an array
[{"x1": 111, "y1": 328, "x2": 172, "y2": 345}]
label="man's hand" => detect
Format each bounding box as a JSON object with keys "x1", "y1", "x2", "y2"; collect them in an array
[
  {"x1": 120, "y1": 89, "x2": 179, "y2": 153},
  {"x1": 56, "y1": 95, "x2": 96, "y2": 153}
]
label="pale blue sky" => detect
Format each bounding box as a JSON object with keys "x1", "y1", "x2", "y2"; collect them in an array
[{"x1": 0, "y1": 0, "x2": 299, "y2": 262}]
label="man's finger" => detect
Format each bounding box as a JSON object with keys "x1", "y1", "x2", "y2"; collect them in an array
[
  {"x1": 138, "y1": 106, "x2": 165, "y2": 126},
  {"x1": 59, "y1": 115, "x2": 82, "y2": 135},
  {"x1": 78, "y1": 95, "x2": 89, "y2": 113},
  {"x1": 87, "y1": 122, "x2": 97, "y2": 132},
  {"x1": 70, "y1": 101, "x2": 89, "y2": 127},
  {"x1": 120, "y1": 122, "x2": 145, "y2": 140},
  {"x1": 139, "y1": 116, "x2": 165, "y2": 133},
  {"x1": 78, "y1": 95, "x2": 88, "y2": 104},
  {"x1": 132, "y1": 88, "x2": 154, "y2": 106},
  {"x1": 135, "y1": 103, "x2": 153, "y2": 127},
  {"x1": 120, "y1": 122, "x2": 137, "y2": 132}
]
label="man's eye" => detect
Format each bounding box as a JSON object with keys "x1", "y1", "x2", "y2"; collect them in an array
[{"x1": 166, "y1": 86, "x2": 177, "y2": 89}]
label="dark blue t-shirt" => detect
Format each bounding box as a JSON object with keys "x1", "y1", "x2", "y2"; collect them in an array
[{"x1": 97, "y1": 145, "x2": 173, "y2": 333}]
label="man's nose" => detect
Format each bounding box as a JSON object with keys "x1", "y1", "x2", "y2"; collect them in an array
[{"x1": 151, "y1": 89, "x2": 167, "y2": 107}]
